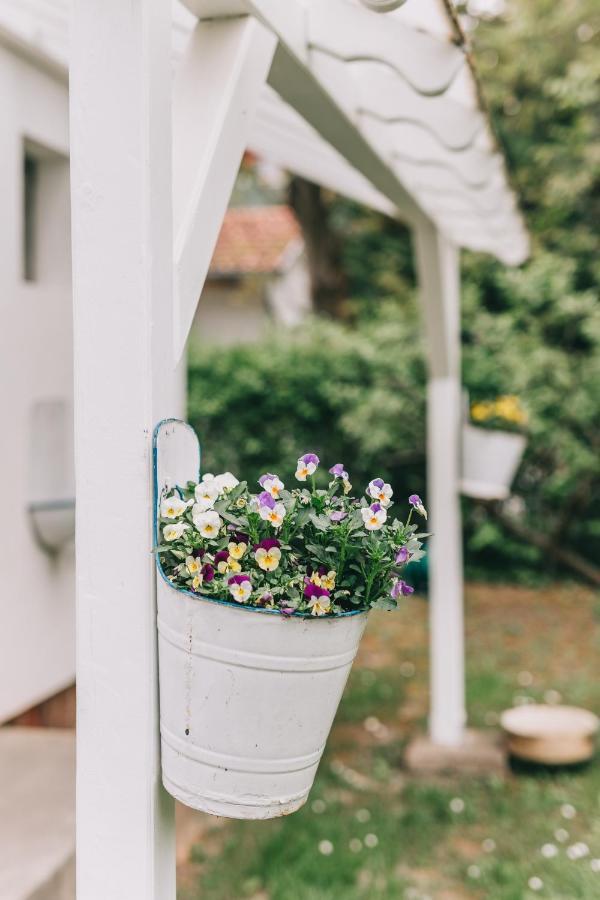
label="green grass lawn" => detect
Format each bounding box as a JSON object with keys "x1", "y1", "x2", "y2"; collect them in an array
[{"x1": 179, "y1": 584, "x2": 600, "y2": 900}]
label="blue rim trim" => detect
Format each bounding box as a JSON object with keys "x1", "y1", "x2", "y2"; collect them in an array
[{"x1": 152, "y1": 419, "x2": 364, "y2": 620}]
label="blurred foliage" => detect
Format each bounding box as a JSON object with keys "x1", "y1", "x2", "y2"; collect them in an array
[
  {"x1": 189, "y1": 0, "x2": 599, "y2": 581},
  {"x1": 189, "y1": 306, "x2": 427, "y2": 502}
]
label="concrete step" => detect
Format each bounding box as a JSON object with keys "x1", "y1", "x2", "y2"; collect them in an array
[{"x1": 0, "y1": 727, "x2": 75, "y2": 900}]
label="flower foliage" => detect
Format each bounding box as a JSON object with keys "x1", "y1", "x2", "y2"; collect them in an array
[{"x1": 156, "y1": 462, "x2": 426, "y2": 617}]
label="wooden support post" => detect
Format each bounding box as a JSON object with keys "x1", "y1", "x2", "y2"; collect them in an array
[
  {"x1": 414, "y1": 223, "x2": 465, "y2": 747},
  {"x1": 70, "y1": 1, "x2": 180, "y2": 896}
]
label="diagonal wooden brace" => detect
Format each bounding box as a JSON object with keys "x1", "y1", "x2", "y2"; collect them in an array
[{"x1": 172, "y1": 15, "x2": 277, "y2": 362}]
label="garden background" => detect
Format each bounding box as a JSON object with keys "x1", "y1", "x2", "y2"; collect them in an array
[
  {"x1": 189, "y1": 0, "x2": 599, "y2": 589},
  {"x1": 178, "y1": 5, "x2": 600, "y2": 893}
]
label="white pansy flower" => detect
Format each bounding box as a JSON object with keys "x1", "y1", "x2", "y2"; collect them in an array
[
  {"x1": 163, "y1": 522, "x2": 189, "y2": 542},
  {"x1": 360, "y1": 503, "x2": 387, "y2": 531},
  {"x1": 194, "y1": 479, "x2": 220, "y2": 511},
  {"x1": 308, "y1": 595, "x2": 332, "y2": 616},
  {"x1": 259, "y1": 501, "x2": 286, "y2": 528},
  {"x1": 228, "y1": 577, "x2": 252, "y2": 603},
  {"x1": 214, "y1": 472, "x2": 239, "y2": 493},
  {"x1": 367, "y1": 478, "x2": 393, "y2": 507},
  {"x1": 186, "y1": 556, "x2": 200, "y2": 575},
  {"x1": 160, "y1": 494, "x2": 187, "y2": 519},
  {"x1": 193, "y1": 510, "x2": 222, "y2": 539}
]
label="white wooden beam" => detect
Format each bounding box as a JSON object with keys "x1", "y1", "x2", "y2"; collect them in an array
[
  {"x1": 172, "y1": 16, "x2": 276, "y2": 362},
  {"x1": 181, "y1": 0, "x2": 427, "y2": 228},
  {"x1": 70, "y1": 1, "x2": 182, "y2": 895},
  {"x1": 414, "y1": 223, "x2": 465, "y2": 747}
]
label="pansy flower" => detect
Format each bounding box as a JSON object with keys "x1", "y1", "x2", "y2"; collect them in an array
[
  {"x1": 368, "y1": 478, "x2": 393, "y2": 507},
  {"x1": 194, "y1": 478, "x2": 220, "y2": 512},
  {"x1": 304, "y1": 582, "x2": 332, "y2": 616},
  {"x1": 409, "y1": 494, "x2": 427, "y2": 519},
  {"x1": 390, "y1": 578, "x2": 414, "y2": 600},
  {"x1": 228, "y1": 574, "x2": 252, "y2": 603},
  {"x1": 255, "y1": 544, "x2": 282, "y2": 571},
  {"x1": 258, "y1": 492, "x2": 286, "y2": 528},
  {"x1": 361, "y1": 502, "x2": 387, "y2": 531},
  {"x1": 163, "y1": 521, "x2": 189, "y2": 542},
  {"x1": 258, "y1": 473, "x2": 285, "y2": 499},
  {"x1": 215, "y1": 549, "x2": 241, "y2": 574},
  {"x1": 201, "y1": 562, "x2": 215, "y2": 583},
  {"x1": 186, "y1": 555, "x2": 201, "y2": 576},
  {"x1": 295, "y1": 453, "x2": 320, "y2": 481},
  {"x1": 192, "y1": 509, "x2": 222, "y2": 539},
  {"x1": 213, "y1": 472, "x2": 239, "y2": 493},
  {"x1": 395, "y1": 547, "x2": 410, "y2": 565},
  {"x1": 330, "y1": 509, "x2": 347, "y2": 523},
  {"x1": 160, "y1": 493, "x2": 187, "y2": 519},
  {"x1": 191, "y1": 574, "x2": 203, "y2": 592},
  {"x1": 228, "y1": 541, "x2": 247, "y2": 560},
  {"x1": 329, "y1": 463, "x2": 348, "y2": 480}
]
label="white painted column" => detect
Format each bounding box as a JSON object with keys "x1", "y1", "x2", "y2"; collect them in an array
[
  {"x1": 414, "y1": 223, "x2": 465, "y2": 747},
  {"x1": 70, "y1": 2, "x2": 179, "y2": 896}
]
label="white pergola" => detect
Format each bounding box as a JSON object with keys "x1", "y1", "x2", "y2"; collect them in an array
[{"x1": 66, "y1": 0, "x2": 528, "y2": 895}]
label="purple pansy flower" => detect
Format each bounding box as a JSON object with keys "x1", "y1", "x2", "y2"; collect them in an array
[
  {"x1": 258, "y1": 491, "x2": 276, "y2": 509},
  {"x1": 214, "y1": 550, "x2": 229, "y2": 564},
  {"x1": 368, "y1": 477, "x2": 393, "y2": 506},
  {"x1": 228, "y1": 572, "x2": 252, "y2": 603},
  {"x1": 409, "y1": 494, "x2": 427, "y2": 519},
  {"x1": 228, "y1": 573, "x2": 251, "y2": 585},
  {"x1": 258, "y1": 472, "x2": 285, "y2": 498},
  {"x1": 192, "y1": 547, "x2": 205, "y2": 559},
  {"x1": 390, "y1": 579, "x2": 414, "y2": 600},
  {"x1": 229, "y1": 530, "x2": 249, "y2": 545},
  {"x1": 395, "y1": 547, "x2": 410, "y2": 565},
  {"x1": 201, "y1": 562, "x2": 215, "y2": 582},
  {"x1": 295, "y1": 453, "x2": 320, "y2": 481},
  {"x1": 279, "y1": 603, "x2": 295, "y2": 617},
  {"x1": 329, "y1": 463, "x2": 348, "y2": 479},
  {"x1": 304, "y1": 582, "x2": 330, "y2": 600},
  {"x1": 258, "y1": 591, "x2": 273, "y2": 606},
  {"x1": 330, "y1": 510, "x2": 347, "y2": 523},
  {"x1": 254, "y1": 537, "x2": 281, "y2": 551}
]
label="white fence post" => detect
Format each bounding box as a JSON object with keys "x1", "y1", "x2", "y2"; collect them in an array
[
  {"x1": 70, "y1": 1, "x2": 178, "y2": 896},
  {"x1": 414, "y1": 223, "x2": 466, "y2": 747}
]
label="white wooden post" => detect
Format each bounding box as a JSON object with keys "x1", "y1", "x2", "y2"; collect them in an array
[
  {"x1": 70, "y1": 1, "x2": 180, "y2": 896},
  {"x1": 414, "y1": 222, "x2": 465, "y2": 747}
]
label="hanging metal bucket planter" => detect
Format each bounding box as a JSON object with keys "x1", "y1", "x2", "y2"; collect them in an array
[
  {"x1": 460, "y1": 423, "x2": 526, "y2": 501},
  {"x1": 154, "y1": 419, "x2": 367, "y2": 819}
]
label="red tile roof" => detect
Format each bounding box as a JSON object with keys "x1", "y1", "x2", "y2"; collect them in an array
[{"x1": 209, "y1": 205, "x2": 302, "y2": 276}]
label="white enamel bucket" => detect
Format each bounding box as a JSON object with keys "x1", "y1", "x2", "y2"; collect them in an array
[
  {"x1": 460, "y1": 424, "x2": 526, "y2": 501},
  {"x1": 157, "y1": 580, "x2": 367, "y2": 818},
  {"x1": 153, "y1": 418, "x2": 367, "y2": 820}
]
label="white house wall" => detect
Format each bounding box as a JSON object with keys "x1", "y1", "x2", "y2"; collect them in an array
[{"x1": 0, "y1": 42, "x2": 74, "y2": 722}]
